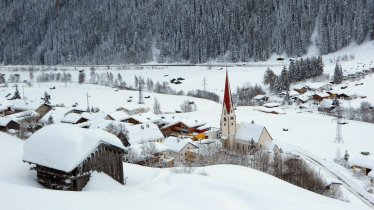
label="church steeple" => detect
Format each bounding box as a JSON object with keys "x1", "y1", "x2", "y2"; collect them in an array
[
  {"x1": 220, "y1": 69, "x2": 236, "y2": 150},
  {"x1": 223, "y1": 70, "x2": 234, "y2": 114}
]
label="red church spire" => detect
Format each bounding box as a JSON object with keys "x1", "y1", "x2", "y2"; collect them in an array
[{"x1": 223, "y1": 69, "x2": 233, "y2": 114}]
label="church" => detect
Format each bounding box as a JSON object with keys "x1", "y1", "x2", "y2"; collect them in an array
[{"x1": 220, "y1": 71, "x2": 275, "y2": 154}]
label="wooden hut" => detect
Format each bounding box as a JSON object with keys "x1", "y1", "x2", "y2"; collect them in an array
[{"x1": 23, "y1": 124, "x2": 125, "y2": 191}]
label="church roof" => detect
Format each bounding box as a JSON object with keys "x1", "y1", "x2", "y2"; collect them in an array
[{"x1": 223, "y1": 70, "x2": 234, "y2": 114}]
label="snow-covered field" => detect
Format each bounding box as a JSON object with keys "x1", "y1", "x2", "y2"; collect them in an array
[{"x1": 0, "y1": 133, "x2": 369, "y2": 210}]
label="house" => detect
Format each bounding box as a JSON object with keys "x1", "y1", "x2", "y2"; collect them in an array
[
  {"x1": 125, "y1": 123, "x2": 164, "y2": 145},
  {"x1": 125, "y1": 112, "x2": 161, "y2": 125},
  {"x1": 106, "y1": 110, "x2": 129, "y2": 122},
  {"x1": 23, "y1": 124, "x2": 125, "y2": 191},
  {"x1": 85, "y1": 119, "x2": 133, "y2": 147},
  {"x1": 253, "y1": 94, "x2": 269, "y2": 102},
  {"x1": 293, "y1": 85, "x2": 308, "y2": 94},
  {"x1": 349, "y1": 156, "x2": 374, "y2": 176},
  {"x1": 61, "y1": 113, "x2": 89, "y2": 124},
  {"x1": 160, "y1": 117, "x2": 206, "y2": 137},
  {"x1": 124, "y1": 142, "x2": 173, "y2": 167},
  {"x1": 220, "y1": 71, "x2": 277, "y2": 154},
  {"x1": 324, "y1": 179, "x2": 342, "y2": 194},
  {"x1": 304, "y1": 83, "x2": 332, "y2": 91},
  {"x1": 7, "y1": 110, "x2": 40, "y2": 124},
  {"x1": 12, "y1": 99, "x2": 52, "y2": 119},
  {"x1": 116, "y1": 104, "x2": 150, "y2": 115},
  {"x1": 39, "y1": 107, "x2": 73, "y2": 124},
  {"x1": 162, "y1": 137, "x2": 198, "y2": 163},
  {"x1": 296, "y1": 95, "x2": 309, "y2": 103},
  {"x1": 0, "y1": 117, "x2": 20, "y2": 132},
  {"x1": 318, "y1": 99, "x2": 336, "y2": 112},
  {"x1": 312, "y1": 92, "x2": 330, "y2": 102},
  {"x1": 263, "y1": 102, "x2": 280, "y2": 108}
]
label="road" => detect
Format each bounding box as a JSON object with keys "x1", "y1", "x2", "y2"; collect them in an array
[{"x1": 276, "y1": 141, "x2": 374, "y2": 209}]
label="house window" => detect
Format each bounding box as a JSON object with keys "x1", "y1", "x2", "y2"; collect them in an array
[
  {"x1": 224, "y1": 123, "x2": 226, "y2": 126},
  {"x1": 224, "y1": 117, "x2": 227, "y2": 121},
  {"x1": 230, "y1": 117, "x2": 234, "y2": 120}
]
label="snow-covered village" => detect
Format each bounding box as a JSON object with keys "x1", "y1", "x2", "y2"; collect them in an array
[{"x1": 1, "y1": 1, "x2": 374, "y2": 210}]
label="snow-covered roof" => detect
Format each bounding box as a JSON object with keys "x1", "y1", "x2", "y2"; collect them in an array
[
  {"x1": 11, "y1": 99, "x2": 47, "y2": 111},
  {"x1": 304, "y1": 82, "x2": 331, "y2": 90},
  {"x1": 369, "y1": 170, "x2": 374, "y2": 178},
  {"x1": 313, "y1": 92, "x2": 330, "y2": 98},
  {"x1": 298, "y1": 95, "x2": 309, "y2": 102},
  {"x1": 161, "y1": 116, "x2": 206, "y2": 129},
  {"x1": 39, "y1": 107, "x2": 72, "y2": 123},
  {"x1": 319, "y1": 99, "x2": 335, "y2": 108},
  {"x1": 0, "y1": 117, "x2": 18, "y2": 126},
  {"x1": 126, "y1": 123, "x2": 164, "y2": 144},
  {"x1": 163, "y1": 137, "x2": 198, "y2": 153},
  {"x1": 253, "y1": 95, "x2": 268, "y2": 100},
  {"x1": 293, "y1": 84, "x2": 306, "y2": 90},
  {"x1": 107, "y1": 111, "x2": 129, "y2": 121},
  {"x1": 288, "y1": 90, "x2": 300, "y2": 97},
  {"x1": 23, "y1": 124, "x2": 125, "y2": 172},
  {"x1": 263, "y1": 102, "x2": 280, "y2": 108},
  {"x1": 8, "y1": 110, "x2": 40, "y2": 122},
  {"x1": 81, "y1": 112, "x2": 108, "y2": 121},
  {"x1": 61, "y1": 113, "x2": 87, "y2": 124},
  {"x1": 116, "y1": 103, "x2": 150, "y2": 112},
  {"x1": 349, "y1": 156, "x2": 374, "y2": 169},
  {"x1": 128, "y1": 112, "x2": 161, "y2": 124},
  {"x1": 126, "y1": 142, "x2": 168, "y2": 161},
  {"x1": 87, "y1": 119, "x2": 132, "y2": 130},
  {"x1": 235, "y1": 123, "x2": 266, "y2": 143}
]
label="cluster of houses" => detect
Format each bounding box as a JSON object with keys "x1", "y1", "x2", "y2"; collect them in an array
[{"x1": 342, "y1": 63, "x2": 374, "y2": 80}]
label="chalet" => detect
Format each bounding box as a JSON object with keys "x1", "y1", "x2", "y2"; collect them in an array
[
  {"x1": 349, "y1": 157, "x2": 373, "y2": 176},
  {"x1": 23, "y1": 124, "x2": 125, "y2": 191},
  {"x1": 318, "y1": 99, "x2": 336, "y2": 112},
  {"x1": 162, "y1": 137, "x2": 198, "y2": 163},
  {"x1": 263, "y1": 102, "x2": 280, "y2": 108},
  {"x1": 304, "y1": 83, "x2": 332, "y2": 92},
  {"x1": 324, "y1": 179, "x2": 342, "y2": 194},
  {"x1": 160, "y1": 117, "x2": 206, "y2": 137},
  {"x1": 125, "y1": 123, "x2": 164, "y2": 145},
  {"x1": 39, "y1": 107, "x2": 73, "y2": 124},
  {"x1": 296, "y1": 95, "x2": 309, "y2": 103},
  {"x1": 116, "y1": 104, "x2": 150, "y2": 115},
  {"x1": 125, "y1": 112, "x2": 161, "y2": 125},
  {"x1": 61, "y1": 113, "x2": 89, "y2": 124},
  {"x1": 12, "y1": 99, "x2": 52, "y2": 119},
  {"x1": 8, "y1": 110, "x2": 40, "y2": 124},
  {"x1": 85, "y1": 119, "x2": 133, "y2": 147},
  {"x1": 253, "y1": 94, "x2": 269, "y2": 102},
  {"x1": 124, "y1": 142, "x2": 173, "y2": 167},
  {"x1": 293, "y1": 85, "x2": 308, "y2": 94},
  {"x1": 0, "y1": 117, "x2": 20, "y2": 131},
  {"x1": 312, "y1": 92, "x2": 330, "y2": 102},
  {"x1": 106, "y1": 110, "x2": 129, "y2": 122}
]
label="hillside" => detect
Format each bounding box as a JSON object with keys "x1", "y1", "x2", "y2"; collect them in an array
[
  {"x1": 0, "y1": 0, "x2": 373, "y2": 65},
  {"x1": 0, "y1": 132, "x2": 369, "y2": 210}
]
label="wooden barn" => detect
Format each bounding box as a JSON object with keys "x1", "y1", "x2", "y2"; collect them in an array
[
  {"x1": 0, "y1": 117, "x2": 20, "y2": 131},
  {"x1": 23, "y1": 124, "x2": 125, "y2": 191}
]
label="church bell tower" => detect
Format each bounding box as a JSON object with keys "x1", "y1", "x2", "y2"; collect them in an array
[{"x1": 220, "y1": 70, "x2": 236, "y2": 150}]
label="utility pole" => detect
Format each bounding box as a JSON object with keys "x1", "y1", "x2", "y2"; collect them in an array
[
  {"x1": 202, "y1": 77, "x2": 207, "y2": 92},
  {"x1": 334, "y1": 98, "x2": 343, "y2": 143},
  {"x1": 86, "y1": 92, "x2": 91, "y2": 113}
]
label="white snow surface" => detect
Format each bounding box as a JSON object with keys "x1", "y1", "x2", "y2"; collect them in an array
[
  {"x1": 23, "y1": 124, "x2": 125, "y2": 172},
  {"x1": 0, "y1": 133, "x2": 368, "y2": 210},
  {"x1": 235, "y1": 123, "x2": 265, "y2": 143}
]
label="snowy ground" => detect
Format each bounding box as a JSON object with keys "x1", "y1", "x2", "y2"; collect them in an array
[
  {"x1": 0, "y1": 41, "x2": 374, "y2": 209},
  {"x1": 0, "y1": 133, "x2": 369, "y2": 210}
]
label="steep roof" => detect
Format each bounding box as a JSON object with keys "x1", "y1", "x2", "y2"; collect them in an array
[
  {"x1": 235, "y1": 123, "x2": 268, "y2": 143},
  {"x1": 126, "y1": 123, "x2": 164, "y2": 144},
  {"x1": 128, "y1": 112, "x2": 160, "y2": 124},
  {"x1": 223, "y1": 70, "x2": 234, "y2": 114},
  {"x1": 61, "y1": 113, "x2": 87, "y2": 124},
  {"x1": 107, "y1": 111, "x2": 129, "y2": 121},
  {"x1": 0, "y1": 117, "x2": 18, "y2": 126},
  {"x1": 163, "y1": 137, "x2": 198, "y2": 153},
  {"x1": 23, "y1": 124, "x2": 125, "y2": 172}
]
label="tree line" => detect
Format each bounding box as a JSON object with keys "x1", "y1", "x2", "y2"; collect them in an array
[{"x1": 1, "y1": 0, "x2": 373, "y2": 65}]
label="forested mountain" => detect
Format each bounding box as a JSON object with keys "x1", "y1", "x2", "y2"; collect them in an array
[{"x1": 1, "y1": 0, "x2": 373, "y2": 65}]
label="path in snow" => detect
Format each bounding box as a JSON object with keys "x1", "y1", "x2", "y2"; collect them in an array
[{"x1": 277, "y1": 141, "x2": 374, "y2": 209}]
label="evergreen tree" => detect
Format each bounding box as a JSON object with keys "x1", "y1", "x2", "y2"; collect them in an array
[
  {"x1": 280, "y1": 66, "x2": 290, "y2": 91},
  {"x1": 41, "y1": 91, "x2": 51, "y2": 104},
  {"x1": 344, "y1": 150, "x2": 349, "y2": 162},
  {"x1": 153, "y1": 98, "x2": 161, "y2": 114},
  {"x1": 333, "y1": 63, "x2": 343, "y2": 84},
  {"x1": 47, "y1": 115, "x2": 54, "y2": 125}
]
